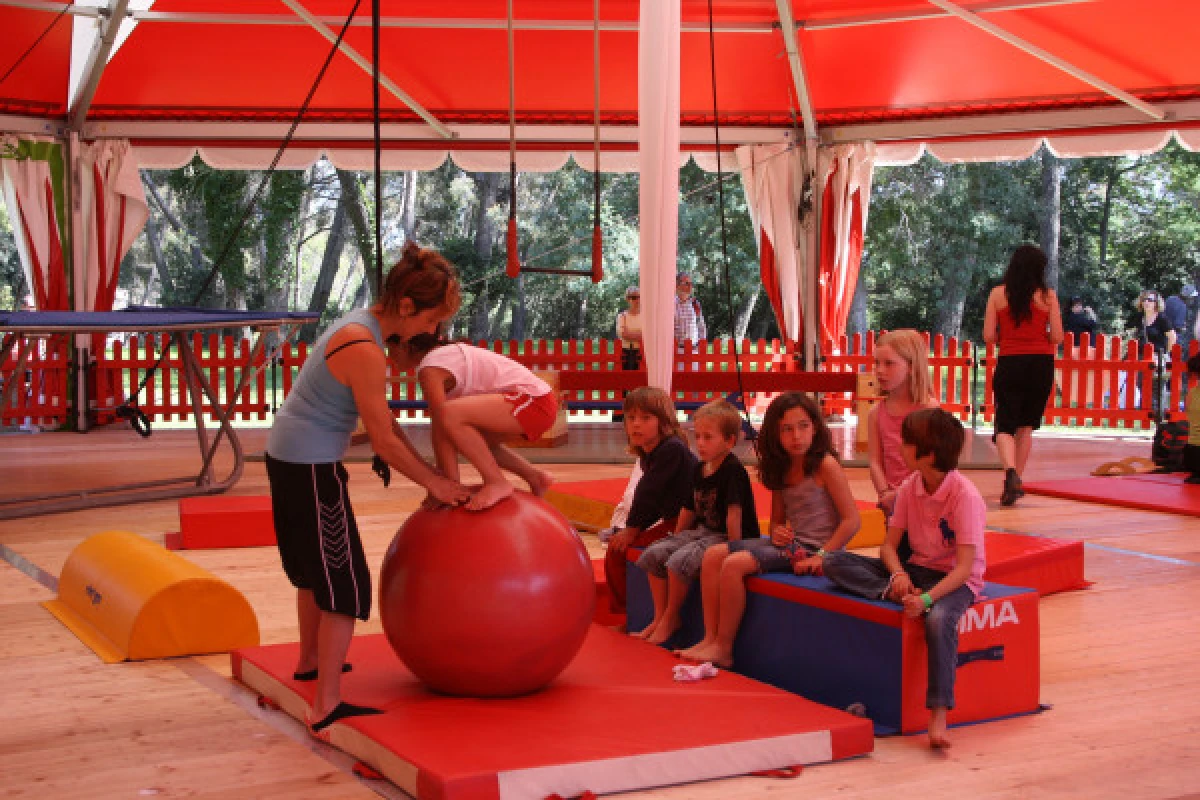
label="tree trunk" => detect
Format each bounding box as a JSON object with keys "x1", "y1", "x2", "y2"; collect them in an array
[
  {"x1": 847, "y1": 272, "x2": 869, "y2": 339},
  {"x1": 733, "y1": 285, "x2": 759, "y2": 340},
  {"x1": 469, "y1": 282, "x2": 490, "y2": 341},
  {"x1": 142, "y1": 214, "x2": 177, "y2": 300},
  {"x1": 402, "y1": 170, "x2": 418, "y2": 239},
  {"x1": 1039, "y1": 148, "x2": 1062, "y2": 290},
  {"x1": 510, "y1": 273, "x2": 527, "y2": 340},
  {"x1": 301, "y1": 192, "x2": 349, "y2": 340},
  {"x1": 574, "y1": 288, "x2": 589, "y2": 340},
  {"x1": 488, "y1": 293, "x2": 512, "y2": 340},
  {"x1": 472, "y1": 172, "x2": 502, "y2": 262},
  {"x1": 1098, "y1": 160, "x2": 1120, "y2": 273},
  {"x1": 935, "y1": 252, "x2": 972, "y2": 338},
  {"x1": 338, "y1": 169, "x2": 375, "y2": 301}
]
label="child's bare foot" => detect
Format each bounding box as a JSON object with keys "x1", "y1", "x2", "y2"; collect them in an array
[
  {"x1": 928, "y1": 708, "x2": 952, "y2": 750},
  {"x1": 527, "y1": 468, "x2": 555, "y2": 497},
  {"x1": 684, "y1": 642, "x2": 733, "y2": 669},
  {"x1": 646, "y1": 615, "x2": 680, "y2": 645},
  {"x1": 675, "y1": 637, "x2": 716, "y2": 659},
  {"x1": 632, "y1": 619, "x2": 659, "y2": 639},
  {"x1": 467, "y1": 481, "x2": 514, "y2": 511}
]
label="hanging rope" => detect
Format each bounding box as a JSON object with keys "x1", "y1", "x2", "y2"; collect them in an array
[
  {"x1": 114, "y1": 0, "x2": 364, "y2": 435},
  {"x1": 0, "y1": 2, "x2": 74, "y2": 90},
  {"x1": 504, "y1": 0, "x2": 521, "y2": 279},
  {"x1": 705, "y1": 0, "x2": 756, "y2": 441},
  {"x1": 590, "y1": 0, "x2": 603, "y2": 284},
  {"x1": 372, "y1": 0, "x2": 383, "y2": 293}
]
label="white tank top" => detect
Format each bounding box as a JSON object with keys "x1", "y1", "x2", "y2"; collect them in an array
[{"x1": 417, "y1": 343, "x2": 551, "y2": 399}]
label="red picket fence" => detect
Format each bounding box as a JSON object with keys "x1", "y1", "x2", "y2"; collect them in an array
[
  {"x1": 0, "y1": 335, "x2": 70, "y2": 427},
  {"x1": 0, "y1": 331, "x2": 1177, "y2": 433}
]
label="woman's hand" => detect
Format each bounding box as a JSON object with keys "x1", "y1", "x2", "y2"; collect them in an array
[{"x1": 426, "y1": 475, "x2": 469, "y2": 506}]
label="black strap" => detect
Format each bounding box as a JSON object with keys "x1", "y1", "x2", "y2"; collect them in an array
[{"x1": 325, "y1": 338, "x2": 375, "y2": 360}]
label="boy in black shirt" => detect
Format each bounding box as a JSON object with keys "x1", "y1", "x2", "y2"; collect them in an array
[{"x1": 635, "y1": 400, "x2": 758, "y2": 646}]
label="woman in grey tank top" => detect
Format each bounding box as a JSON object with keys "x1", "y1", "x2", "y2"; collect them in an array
[
  {"x1": 265, "y1": 242, "x2": 469, "y2": 738},
  {"x1": 677, "y1": 393, "x2": 862, "y2": 669}
]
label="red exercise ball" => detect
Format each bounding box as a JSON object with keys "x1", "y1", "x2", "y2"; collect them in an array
[{"x1": 379, "y1": 491, "x2": 594, "y2": 697}]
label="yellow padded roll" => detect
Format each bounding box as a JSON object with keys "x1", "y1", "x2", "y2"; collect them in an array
[{"x1": 42, "y1": 530, "x2": 259, "y2": 663}]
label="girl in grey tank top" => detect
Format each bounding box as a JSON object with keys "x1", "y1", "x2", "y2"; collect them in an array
[{"x1": 675, "y1": 392, "x2": 863, "y2": 669}]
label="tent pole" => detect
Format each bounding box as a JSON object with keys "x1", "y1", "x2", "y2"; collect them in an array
[
  {"x1": 67, "y1": 0, "x2": 132, "y2": 132},
  {"x1": 279, "y1": 0, "x2": 455, "y2": 139},
  {"x1": 927, "y1": 0, "x2": 1163, "y2": 121}
]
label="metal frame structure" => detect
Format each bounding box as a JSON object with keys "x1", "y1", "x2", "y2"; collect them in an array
[{"x1": 0, "y1": 310, "x2": 316, "y2": 519}]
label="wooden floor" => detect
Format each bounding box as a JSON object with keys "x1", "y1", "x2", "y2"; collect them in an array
[{"x1": 2, "y1": 425, "x2": 1199, "y2": 799}]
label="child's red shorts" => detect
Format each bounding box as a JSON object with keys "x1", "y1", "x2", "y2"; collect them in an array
[{"x1": 503, "y1": 391, "x2": 559, "y2": 440}]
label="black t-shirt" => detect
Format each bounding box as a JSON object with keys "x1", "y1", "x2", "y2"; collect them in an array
[
  {"x1": 1129, "y1": 313, "x2": 1173, "y2": 353},
  {"x1": 626, "y1": 436, "x2": 697, "y2": 531},
  {"x1": 683, "y1": 453, "x2": 760, "y2": 539},
  {"x1": 1063, "y1": 310, "x2": 1097, "y2": 338}
]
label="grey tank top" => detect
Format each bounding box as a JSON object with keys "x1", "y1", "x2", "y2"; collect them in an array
[
  {"x1": 780, "y1": 475, "x2": 841, "y2": 550},
  {"x1": 267, "y1": 309, "x2": 383, "y2": 464}
]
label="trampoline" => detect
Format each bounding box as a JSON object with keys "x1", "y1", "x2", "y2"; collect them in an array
[{"x1": 0, "y1": 307, "x2": 317, "y2": 519}]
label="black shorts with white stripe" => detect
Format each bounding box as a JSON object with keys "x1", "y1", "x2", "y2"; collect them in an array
[{"x1": 265, "y1": 454, "x2": 372, "y2": 621}]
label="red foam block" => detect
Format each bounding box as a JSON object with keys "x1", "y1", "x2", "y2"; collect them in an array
[
  {"x1": 173, "y1": 495, "x2": 276, "y2": 550},
  {"x1": 983, "y1": 531, "x2": 1089, "y2": 596}
]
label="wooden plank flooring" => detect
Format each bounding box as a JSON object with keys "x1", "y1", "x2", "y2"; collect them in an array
[{"x1": 2, "y1": 426, "x2": 1198, "y2": 798}]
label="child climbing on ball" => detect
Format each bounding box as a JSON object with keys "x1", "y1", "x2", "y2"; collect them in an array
[
  {"x1": 634, "y1": 399, "x2": 759, "y2": 646},
  {"x1": 395, "y1": 332, "x2": 557, "y2": 511}
]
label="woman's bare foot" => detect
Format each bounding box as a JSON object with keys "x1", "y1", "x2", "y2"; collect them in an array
[
  {"x1": 928, "y1": 708, "x2": 952, "y2": 749},
  {"x1": 646, "y1": 615, "x2": 681, "y2": 645},
  {"x1": 527, "y1": 468, "x2": 555, "y2": 497},
  {"x1": 467, "y1": 481, "x2": 514, "y2": 511}
]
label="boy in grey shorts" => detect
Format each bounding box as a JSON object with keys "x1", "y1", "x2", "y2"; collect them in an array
[{"x1": 634, "y1": 400, "x2": 759, "y2": 646}]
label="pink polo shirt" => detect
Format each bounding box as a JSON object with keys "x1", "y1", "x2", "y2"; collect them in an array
[{"x1": 891, "y1": 469, "x2": 987, "y2": 598}]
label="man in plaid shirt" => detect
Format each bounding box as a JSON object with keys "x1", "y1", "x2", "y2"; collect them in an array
[{"x1": 673, "y1": 272, "x2": 707, "y2": 344}]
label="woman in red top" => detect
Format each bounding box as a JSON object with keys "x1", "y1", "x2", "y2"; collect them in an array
[{"x1": 983, "y1": 245, "x2": 1065, "y2": 506}]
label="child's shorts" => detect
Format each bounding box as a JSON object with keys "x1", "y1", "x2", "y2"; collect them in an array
[
  {"x1": 504, "y1": 390, "x2": 559, "y2": 440},
  {"x1": 637, "y1": 527, "x2": 726, "y2": 580},
  {"x1": 264, "y1": 454, "x2": 372, "y2": 621},
  {"x1": 727, "y1": 537, "x2": 819, "y2": 574}
]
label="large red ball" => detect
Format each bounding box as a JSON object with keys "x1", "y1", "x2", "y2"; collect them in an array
[{"x1": 379, "y1": 491, "x2": 594, "y2": 697}]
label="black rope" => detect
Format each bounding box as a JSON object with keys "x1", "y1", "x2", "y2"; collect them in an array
[
  {"x1": 114, "y1": 0, "x2": 364, "y2": 433},
  {"x1": 372, "y1": 0, "x2": 383, "y2": 294},
  {"x1": 706, "y1": 0, "x2": 756, "y2": 442},
  {"x1": 0, "y1": 3, "x2": 73, "y2": 90}
]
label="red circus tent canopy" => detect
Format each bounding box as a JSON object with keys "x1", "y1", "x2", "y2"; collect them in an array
[{"x1": 3, "y1": 0, "x2": 1200, "y2": 150}]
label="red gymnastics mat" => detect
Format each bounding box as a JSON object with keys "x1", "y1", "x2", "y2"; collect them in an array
[
  {"x1": 1023, "y1": 472, "x2": 1200, "y2": 518},
  {"x1": 233, "y1": 627, "x2": 873, "y2": 800}
]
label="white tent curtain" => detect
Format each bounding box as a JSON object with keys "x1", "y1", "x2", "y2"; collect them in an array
[
  {"x1": 736, "y1": 141, "x2": 806, "y2": 345},
  {"x1": 77, "y1": 139, "x2": 149, "y2": 313},
  {"x1": 0, "y1": 135, "x2": 69, "y2": 310},
  {"x1": 817, "y1": 142, "x2": 875, "y2": 350},
  {"x1": 637, "y1": 0, "x2": 681, "y2": 391}
]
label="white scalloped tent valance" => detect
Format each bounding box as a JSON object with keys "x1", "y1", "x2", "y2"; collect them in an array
[
  {"x1": 133, "y1": 127, "x2": 1200, "y2": 173},
  {"x1": 132, "y1": 145, "x2": 728, "y2": 174}
]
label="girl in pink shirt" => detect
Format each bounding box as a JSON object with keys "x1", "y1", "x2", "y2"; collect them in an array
[
  {"x1": 395, "y1": 336, "x2": 558, "y2": 511},
  {"x1": 824, "y1": 408, "x2": 986, "y2": 750},
  {"x1": 869, "y1": 329, "x2": 938, "y2": 516}
]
